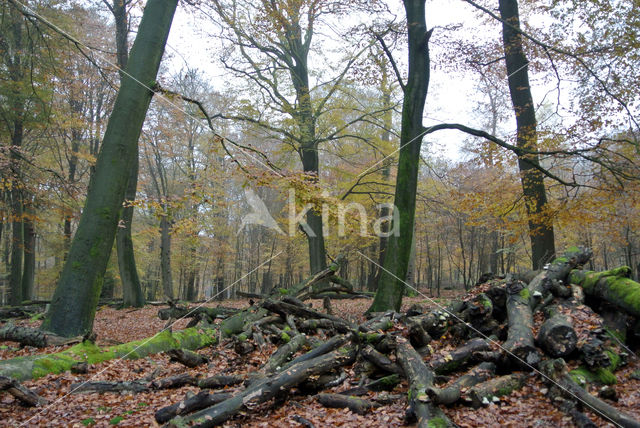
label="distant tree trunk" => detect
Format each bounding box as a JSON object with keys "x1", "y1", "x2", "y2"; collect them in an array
[
  {"x1": 499, "y1": 0, "x2": 556, "y2": 270},
  {"x1": 369, "y1": 0, "x2": 431, "y2": 312},
  {"x1": 160, "y1": 214, "x2": 174, "y2": 300},
  {"x1": 21, "y1": 197, "x2": 35, "y2": 301},
  {"x1": 44, "y1": 0, "x2": 178, "y2": 336},
  {"x1": 9, "y1": 189, "x2": 23, "y2": 305}
]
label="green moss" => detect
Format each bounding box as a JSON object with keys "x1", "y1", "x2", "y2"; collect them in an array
[
  {"x1": 283, "y1": 326, "x2": 292, "y2": 332},
  {"x1": 237, "y1": 333, "x2": 248, "y2": 342},
  {"x1": 570, "y1": 367, "x2": 617, "y2": 385},
  {"x1": 427, "y1": 417, "x2": 447, "y2": 428},
  {"x1": 280, "y1": 332, "x2": 290, "y2": 342},
  {"x1": 554, "y1": 257, "x2": 568, "y2": 264},
  {"x1": 0, "y1": 327, "x2": 217, "y2": 381},
  {"x1": 519, "y1": 288, "x2": 530, "y2": 300},
  {"x1": 72, "y1": 261, "x2": 82, "y2": 270},
  {"x1": 278, "y1": 288, "x2": 289, "y2": 295}
]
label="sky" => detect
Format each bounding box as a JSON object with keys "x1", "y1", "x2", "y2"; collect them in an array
[{"x1": 156, "y1": 0, "x2": 555, "y2": 162}]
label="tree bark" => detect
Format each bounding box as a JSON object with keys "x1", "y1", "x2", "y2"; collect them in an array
[
  {"x1": 395, "y1": 336, "x2": 454, "y2": 427},
  {"x1": 499, "y1": 0, "x2": 556, "y2": 270},
  {"x1": 160, "y1": 214, "x2": 174, "y2": 300},
  {"x1": 43, "y1": 0, "x2": 179, "y2": 337},
  {"x1": 503, "y1": 277, "x2": 540, "y2": 367},
  {"x1": 20, "y1": 197, "x2": 35, "y2": 301},
  {"x1": 369, "y1": 0, "x2": 432, "y2": 312}
]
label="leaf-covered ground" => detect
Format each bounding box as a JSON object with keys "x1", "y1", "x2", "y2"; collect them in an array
[{"x1": 1, "y1": 295, "x2": 639, "y2": 427}]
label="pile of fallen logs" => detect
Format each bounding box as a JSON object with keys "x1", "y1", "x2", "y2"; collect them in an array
[{"x1": 2, "y1": 246, "x2": 640, "y2": 427}]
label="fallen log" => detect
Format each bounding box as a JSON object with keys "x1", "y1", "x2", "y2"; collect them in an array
[
  {"x1": 69, "y1": 380, "x2": 149, "y2": 394},
  {"x1": 428, "y1": 362, "x2": 496, "y2": 405},
  {"x1": 198, "y1": 374, "x2": 245, "y2": 389},
  {"x1": 536, "y1": 306, "x2": 577, "y2": 358},
  {"x1": 166, "y1": 346, "x2": 357, "y2": 427},
  {"x1": 316, "y1": 393, "x2": 378, "y2": 414},
  {"x1": 463, "y1": 372, "x2": 527, "y2": 408},
  {"x1": 430, "y1": 337, "x2": 491, "y2": 374},
  {"x1": 540, "y1": 358, "x2": 640, "y2": 428},
  {"x1": 0, "y1": 375, "x2": 47, "y2": 406},
  {"x1": 341, "y1": 374, "x2": 401, "y2": 395},
  {"x1": 151, "y1": 373, "x2": 198, "y2": 389},
  {"x1": 166, "y1": 349, "x2": 209, "y2": 367},
  {"x1": 528, "y1": 247, "x2": 593, "y2": 305},
  {"x1": 545, "y1": 385, "x2": 598, "y2": 428},
  {"x1": 0, "y1": 327, "x2": 218, "y2": 381},
  {"x1": 503, "y1": 277, "x2": 540, "y2": 367},
  {"x1": 158, "y1": 304, "x2": 237, "y2": 321},
  {"x1": 155, "y1": 391, "x2": 233, "y2": 424},
  {"x1": 261, "y1": 299, "x2": 354, "y2": 331},
  {"x1": 0, "y1": 323, "x2": 81, "y2": 348},
  {"x1": 360, "y1": 344, "x2": 403, "y2": 375},
  {"x1": 395, "y1": 337, "x2": 455, "y2": 428},
  {"x1": 263, "y1": 333, "x2": 307, "y2": 373},
  {"x1": 570, "y1": 266, "x2": 640, "y2": 318}
]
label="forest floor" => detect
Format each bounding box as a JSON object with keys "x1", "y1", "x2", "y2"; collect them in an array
[{"x1": 1, "y1": 292, "x2": 640, "y2": 427}]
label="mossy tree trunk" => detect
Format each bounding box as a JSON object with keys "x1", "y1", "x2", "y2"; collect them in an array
[
  {"x1": 369, "y1": 0, "x2": 431, "y2": 312},
  {"x1": 108, "y1": 0, "x2": 146, "y2": 308},
  {"x1": 43, "y1": 0, "x2": 178, "y2": 337},
  {"x1": 499, "y1": 0, "x2": 556, "y2": 270}
]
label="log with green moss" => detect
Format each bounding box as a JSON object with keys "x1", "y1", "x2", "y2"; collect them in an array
[
  {"x1": 428, "y1": 362, "x2": 496, "y2": 405},
  {"x1": 0, "y1": 327, "x2": 217, "y2": 381},
  {"x1": 463, "y1": 372, "x2": 527, "y2": 408},
  {"x1": 569, "y1": 266, "x2": 640, "y2": 318},
  {"x1": 395, "y1": 337, "x2": 456, "y2": 428},
  {"x1": 503, "y1": 277, "x2": 540, "y2": 367},
  {"x1": 527, "y1": 246, "x2": 592, "y2": 307},
  {"x1": 540, "y1": 359, "x2": 640, "y2": 428}
]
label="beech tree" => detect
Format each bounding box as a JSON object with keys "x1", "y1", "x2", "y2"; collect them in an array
[
  {"x1": 498, "y1": 0, "x2": 556, "y2": 269},
  {"x1": 368, "y1": 0, "x2": 431, "y2": 312},
  {"x1": 44, "y1": 0, "x2": 178, "y2": 336}
]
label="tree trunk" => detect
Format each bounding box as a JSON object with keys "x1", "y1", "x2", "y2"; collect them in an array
[
  {"x1": 43, "y1": 0, "x2": 179, "y2": 337},
  {"x1": 369, "y1": 0, "x2": 431, "y2": 312},
  {"x1": 118, "y1": 156, "x2": 145, "y2": 307},
  {"x1": 9, "y1": 188, "x2": 23, "y2": 305},
  {"x1": 22, "y1": 198, "x2": 36, "y2": 300},
  {"x1": 160, "y1": 214, "x2": 174, "y2": 300},
  {"x1": 499, "y1": 0, "x2": 556, "y2": 270}
]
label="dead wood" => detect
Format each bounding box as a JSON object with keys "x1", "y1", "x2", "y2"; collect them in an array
[
  {"x1": 166, "y1": 346, "x2": 357, "y2": 427},
  {"x1": 360, "y1": 344, "x2": 403, "y2": 375},
  {"x1": 395, "y1": 337, "x2": 455, "y2": 428},
  {"x1": 166, "y1": 349, "x2": 209, "y2": 367},
  {"x1": 503, "y1": 277, "x2": 540, "y2": 368},
  {"x1": 0, "y1": 323, "x2": 80, "y2": 348},
  {"x1": 155, "y1": 391, "x2": 233, "y2": 423},
  {"x1": 540, "y1": 358, "x2": 640, "y2": 428},
  {"x1": 0, "y1": 375, "x2": 47, "y2": 406},
  {"x1": 151, "y1": 373, "x2": 198, "y2": 390},
  {"x1": 428, "y1": 362, "x2": 496, "y2": 405},
  {"x1": 463, "y1": 373, "x2": 527, "y2": 408},
  {"x1": 198, "y1": 374, "x2": 245, "y2": 389},
  {"x1": 429, "y1": 338, "x2": 491, "y2": 374},
  {"x1": 69, "y1": 380, "x2": 149, "y2": 394},
  {"x1": 316, "y1": 393, "x2": 378, "y2": 414}
]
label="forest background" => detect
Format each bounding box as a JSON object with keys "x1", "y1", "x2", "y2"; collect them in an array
[{"x1": 1, "y1": 0, "x2": 638, "y2": 308}]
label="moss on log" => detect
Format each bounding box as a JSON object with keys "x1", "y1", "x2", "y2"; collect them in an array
[
  {"x1": 569, "y1": 267, "x2": 640, "y2": 318},
  {"x1": 0, "y1": 327, "x2": 217, "y2": 381}
]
